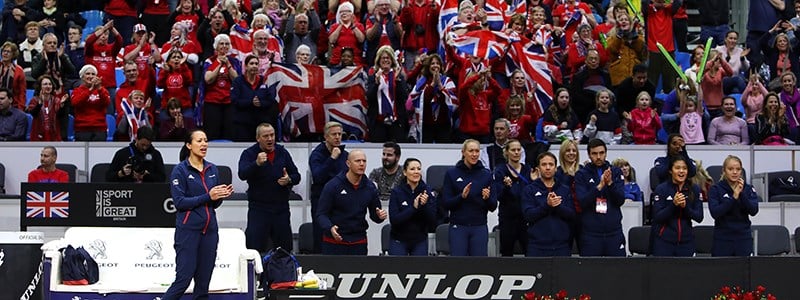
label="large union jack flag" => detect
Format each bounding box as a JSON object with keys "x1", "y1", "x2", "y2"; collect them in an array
[
  {"x1": 26, "y1": 191, "x2": 70, "y2": 218},
  {"x1": 266, "y1": 64, "x2": 368, "y2": 140},
  {"x1": 506, "y1": 39, "x2": 554, "y2": 113},
  {"x1": 483, "y1": 0, "x2": 506, "y2": 31},
  {"x1": 451, "y1": 30, "x2": 516, "y2": 60}
]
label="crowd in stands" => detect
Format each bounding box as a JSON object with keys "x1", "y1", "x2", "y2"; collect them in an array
[{"x1": 0, "y1": 0, "x2": 798, "y2": 146}]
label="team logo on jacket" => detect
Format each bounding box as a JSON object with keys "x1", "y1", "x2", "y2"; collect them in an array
[
  {"x1": 188, "y1": 174, "x2": 195, "y2": 179},
  {"x1": 456, "y1": 177, "x2": 463, "y2": 182},
  {"x1": 589, "y1": 178, "x2": 594, "y2": 183},
  {"x1": 534, "y1": 192, "x2": 542, "y2": 196},
  {"x1": 401, "y1": 201, "x2": 408, "y2": 206},
  {"x1": 654, "y1": 195, "x2": 660, "y2": 201},
  {"x1": 340, "y1": 190, "x2": 347, "y2": 194},
  {"x1": 0, "y1": 248, "x2": 4, "y2": 268},
  {"x1": 723, "y1": 193, "x2": 730, "y2": 198},
  {"x1": 666, "y1": 196, "x2": 673, "y2": 201},
  {"x1": 172, "y1": 179, "x2": 179, "y2": 186}
]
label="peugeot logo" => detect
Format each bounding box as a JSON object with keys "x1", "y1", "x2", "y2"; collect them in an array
[
  {"x1": 145, "y1": 240, "x2": 163, "y2": 260},
  {"x1": 89, "y1": 239, "x2": 107, "y2": 259}
]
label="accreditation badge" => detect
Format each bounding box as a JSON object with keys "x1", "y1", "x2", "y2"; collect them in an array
[{"x1": 595, "y1": 197, "x2": 608, "y2": 214}]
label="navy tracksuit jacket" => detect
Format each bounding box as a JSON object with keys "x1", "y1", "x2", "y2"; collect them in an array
[
  {"x1": 652, "y1": 181, "x2": 704, "y2": 255},
  {"x1": 493, "y1": 163, "x2": 532, "y2": 256},
  {"x1": 163, "y1": 160, "x2": 223, "y2": 300},
  {"x1": 708, "y1": 180, "x2": 759, "y2": 256},
  {"x1": 522, "y1": 177, "x2": 576, "y2": 255},
  {"x1": 238, "y1": 143, "x2": 301, "y2": 252},
  {"x1": 575, "y1": 161, "x2": 626, "y2": 256},
  {"x1": 316, "y1": 173, "x2": 384, "y2": 242},
  {"x1": 441, "y1": 160, "x2": 498, "y2": 226},
  {"x1": 389, "y1": 180, "x2": 438, "y2": 244}
]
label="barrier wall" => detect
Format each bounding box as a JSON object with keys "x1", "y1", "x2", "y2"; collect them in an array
[
  {"x1": 296, "y1": 255, "x2": 800, "y2": 300},
  {"x1": 1, "y1": 143, "x2": 799, "y2": 254}
]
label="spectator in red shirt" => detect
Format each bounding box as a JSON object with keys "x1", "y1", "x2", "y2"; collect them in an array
[
  {"x1": 400, "y1": 0, "x2": 438, "y2": 70},
  {"x1": 27, "y1": 74, "x2": 68, "y2": 141},
  {"x1": 365, "y1": 0, "x2": 402, "y2": 66},
  {"x1": 158, "y1": 50, "x2": 194, "y2": 120},
  {"x1": 504, "y1": 95, "x2": 535, "y2": 144},
  {"x1": 27, "y1": 146, "x2": 69, "y2": 183},
  {"x1": 552, "y1": 0, "x2": 596, "y2": 45},
  {"x1": 72, "y1": 64, "x2": 111, "y2": 141},
  {"x1": 122, "y1": 24, "x2": 162, "y2": 92},
  {"x1": 85, "y1": 20, "x2": 123, "y2": 114},
  {"x1": 161, "y1": 22, "x2": 202, "y2": 66},
  {"x1": 167, "y1": 0, "x2": 205, "y2": 45},
  {"x1": 329, "y1": 2, "x2": 365, "y2": 66},
  {"x1": 458, "y1": 69, "x2": 502, "y2": 143},
  {"x1": 202, "y1": 34, "x2": 240, "y2": 140},
  {"x1": 116, "y1": 61, "x2": 154, "y2": 122}
]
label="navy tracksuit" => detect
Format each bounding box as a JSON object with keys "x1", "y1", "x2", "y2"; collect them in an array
[
  {"x1": 522, "y1": 177, "x2": 576, "y2": 257},
  {"x1": 575, "y1": 162, "x2": 626, "y2": 256},
  {"x1": 556, "y1": 166, "x2": 582, "y2": 249},
  {"x1": 652, "y1": 181, "x2": 704, "y2": 257},
  {"x1": 308, "y1": 143, "x2": 348, "y2": 253},
  {"x1": 238, "y1": 143, "x2": 301, "y2": 253},
  {"x1": 163, "y1": 160, "x2": 224, "y2": 300},
  {"x1": 492, "y1": 163, "x2": 532, "y2": 256},
  {"x1": 388, "y1": 180, "x2": 438, "y2": 256},
  {"x1": 708, "y1": 180, "x2": 759, "y2": 256},
  {"x1": 316, "y1": 173, "x2": 384, "y2": 255},
  {"x1": 441, "y1": 160, "x2": 498, "y2": 256}
]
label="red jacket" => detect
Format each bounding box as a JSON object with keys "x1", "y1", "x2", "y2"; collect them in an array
[
  {"x1": 158, "y1": 64, "x2": 194, "y2": 109},
  {"x1": 202, "y1": 55, "x2": 240, "y2": 104},
  {"x1": 72, "y1": 85, "x2": 110, "y2": 132},
  {"x1": 2, "y1": 63, "x2": 27, "y2": 109},
  {"x1": 28, "y1": 168, "x2": 69, "y2": 183},
  {"x1": 85, "y1": 32, "x2": 123, "y2": 88},
  {"x1": 458, "y1": 75, "x2": 501, "y2": 136},
  {"x1": 627, "y1": 107, "x2": 662, "y2": 145},
  {"x1": 399, "y1": 1, "x2": 440, "y2": 51},
  {"x1": 105, "y1": 0, "x2": 136, "y2": 17}
]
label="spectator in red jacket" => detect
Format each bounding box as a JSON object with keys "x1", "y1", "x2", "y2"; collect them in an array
[
  {"x1": 328, "y1": 2, "x2": 365, "y2": 66},
  {"x1": 158, "y1": 50, "x2": 194, "y2": 120},
  {"x1": 85, "y1": 20, "x2": 123, "y2": 114},
  {"x1": 122, "y1": 24, "x2": 161, "y2": 94},
  {"x1": 116, "y1": 60, "x2": 154, "y2": 122},
  {"x1": 27, "y1": 75, "x2": 68, "y2": 141},
  {"x1": 624, "y1": 91, "x2": 662, "y2": 145},
  {"x1": 399, "y1": 0, "x2": 439, "y2": 70},
  {"x1": 0, "y1": 42, "x2": 27, "y2": 110},
  {"x1": 458, "y1": 70, "x2": 502, "y2": 143},
  {"x1": 72, "y1": 64, "x2": 111, "y2": 141}
]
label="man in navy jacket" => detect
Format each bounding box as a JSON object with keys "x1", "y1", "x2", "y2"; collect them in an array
[
  {"x1": 575, "y1": 138, "x2": 626, "y2": 256},
  {"x1": 308, "y1": 121, "x2": 349, "y2": 253},
  {"x1": 316, "y1": 149, "x2": 387, "y2": 255},
  {"x1": 238, "y1": 123, "x2": 301, "y2": 253}
]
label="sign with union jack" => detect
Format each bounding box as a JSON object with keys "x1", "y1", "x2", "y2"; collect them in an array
[{"x1": 26, "y1": 191, "x2": 70, "y2": 218}]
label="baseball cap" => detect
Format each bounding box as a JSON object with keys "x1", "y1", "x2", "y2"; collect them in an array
[{"x1": 133, "y1": 24, "x2": 147, "y2": 33}]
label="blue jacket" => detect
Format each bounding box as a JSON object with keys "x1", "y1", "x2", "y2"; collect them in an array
[
  {"x1": 170, "y1": 159, "x2": 223, "y2": 233},
  {"x1": 389, "y1": 180, "x2": 437, "y2": 243},
  {"x1": 575, "y1": 161, "x2": 625, "y2": 235},
  {"x1": 237, "y1": 143, "x2": 301, "y2": 210},
  {"x1": 316, "y1": 173, "x2": 384, "y2": 242},
  {"x1": 708, "y1": 180, "x2": 759, "y2": 241},
  {"x1": 654, "y1": 152, "x2": 697, "y2": 185},
  {"x1": 653, "y1": 181, "x2": 704, "y2": 243},
  {"x1": 441, "y1": 160, "x2": 498, "y2": 226},
  {"x1": 492, "y1": 163, "x2": 532, "y2": 221},
  {"x1": 231, "y1": 75, "x2": 278, "y2": 129},
  {"x1": 522, "y1": 177, "x2": 575, "y2": 249},
  {"x1": 309, "y1": 143, "x2": 348, "y2": 203},
  {"x1": 624, "y1": 182, "x2": 644, "y2": 202},
  {"x1": 556, "y1": 166, "x2": 581, "y2": 212}
]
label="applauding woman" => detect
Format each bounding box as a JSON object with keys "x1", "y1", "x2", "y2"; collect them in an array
[
  {"x1": 652, "y1": 157, "x2": 704, "y2": 257},
  {"x1": 162, "y1": 129, "x2": 233, "y2": 300},
  {"x1": 388, "y1": 158, "x2": 437, "y2": 256},
  {"x1": 708, "y1": 155, "x2": 759, "y2": 256},
  {"x1": 522, "y1": 152, "x2": 575, "y2": 257},
  {"x1": 493, "y1": 139, "x2": 533, "y2": 256},
  {"x1": 27, "y1": 75, "x2": 68, "y2": 141}
]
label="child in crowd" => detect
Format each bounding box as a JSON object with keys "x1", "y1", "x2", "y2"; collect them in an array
[
  {"x1": 583, "y1": 88, "x2": 621, "y2": 144},
  {"x1": 625, "y1": 91, "x2": 661, "y2": 144},
  {"x1": 680, "y1": 96, "x2": 705, "y2": 144}
]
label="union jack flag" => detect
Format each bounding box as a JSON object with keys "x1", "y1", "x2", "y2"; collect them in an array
[
  {"x1": 266, "y1": 64, "x2": 368, "y2": 140},
  {"x1": 26, "y1": 191, "x2": 70, "y2": 218},
  {"x1": 407, "y1": 75, "x2": 458, "y2": 143},
  {"x1": 451, "y1": 30, "x2": 516, "y2": 60},
  {"x1": 483, "y1": 0, "x2": 506, "y2": 31},
  {"x1": 437, "y1": 0, "x2": 459, "y2": 41},
  {"x1": 229, "y1": 24, "x2": 252, "y2": 56},
  {"x1": 506, "y1": 0, "x2": 526, "y2": 19},
  {"x1": 507, "y1": 40, "x2": 554, "y2": 113}
]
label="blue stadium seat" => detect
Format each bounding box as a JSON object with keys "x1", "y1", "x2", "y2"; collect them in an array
[
  {"x1": 729, "y1": 93, "x2": 745, "y2": 118},
  {"x1": 675, "y1": 51, "x2": 691, "y2": 71},
  {"x1": 106, "y1": 114, "x2": 115, "y2": 141},
  {"x1": 80, "y1": 10, "x2": 105, "y2": 41},
  {"x1": 209, "y1": 139, "x2": 234, "y2": 143},
  {"x1": 656, "y1": 128, "x2": 668, "y2": 144},
  {"x1": 25, "y1": 89, "x2": 34, "y2": 107},
  {"x1": 67, "y1": 115, "x2": 74, "y2": 141},
  {"x1": 26, "y1": 113, "x2": 32, "y2": 141},
  {"x1": 115, "y1": 68, "x2": 125, "y2": 86}
]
